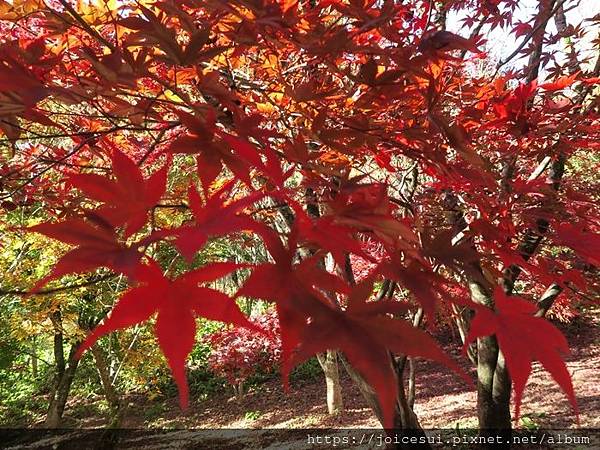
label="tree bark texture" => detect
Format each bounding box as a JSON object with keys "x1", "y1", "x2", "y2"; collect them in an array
[
  {"x1": 44, "y1": 341, "x2": 82, "y2": 428},
  {"x1": 316, "y1": 351, "x2": 344, "y2": 415}
]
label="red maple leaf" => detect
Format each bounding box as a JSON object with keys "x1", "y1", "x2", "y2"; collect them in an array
[
  {"x1": 552, "y1": 222, "x2": 600, "y2": 266},
  {"x1": 68, "y1": 149, "x2": 167, "y2": 237},
  {"x1": 236, "y1": 227, "x2": 349, "y2": 307},
  {"x1": 493, "y1": 81, "x2": 537, "y2": 123},
  {"x1": 292, "y1": 204, "x2": 372, "y2": 268},
  {"x1": 165, "y1": 109, "x2": 264, "y2": 189},
  {"x1": 236, "y1": 228, "x2": 350, "y2": 365},
  {"x1": 418, "y1": 31, "x2": 481, "y2": 55},
  {"x1": 464, "y1": 288, "x2": 578, "y2": 421},
  {"x1": 380, "y1": 257, "x2": 446, "y2": 321},
  {"x1": 174, "y1": 182, "x2": 268, "y2": 261},
  {"x1": 285, "y1": 278, "x2": 469, "y2": 429},
  {"x1": 540, "y1": 73, "x2": 579, "y2": 92},
  {"x1": 329, "y1": 182, "x2": 420, "y2": 249},
  {"x1": 76, "y1": 260, "x2": 257, "y2": 409},
  {"x1": 237, "y1": 232, "x2": 468, "y2": 428},
  {"x1": 29, "y1": 214, "x2": 148, "y2": 291},
  {"x1": 512, "y1": 22, "x2": 533, "y2": 39}
]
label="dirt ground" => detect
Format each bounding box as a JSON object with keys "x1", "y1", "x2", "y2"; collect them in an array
[
  {"x1": 109, "y1": 315, "x2": 599, "y2": 431},
  {"x1": 4, "y1": 316, "x2": 598, "y2": 449}
]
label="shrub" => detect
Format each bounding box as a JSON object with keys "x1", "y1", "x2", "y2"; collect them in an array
[{"x1": 207, "y1": 309, "x2": 281, "y2": 397}]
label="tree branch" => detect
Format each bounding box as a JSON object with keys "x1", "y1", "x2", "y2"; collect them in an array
[
  {"x1": 496, "y1": 0, "x2": 566, "y2": 72},
  {"x1": 0, "y1": 274, "x2": 115, "y2": 297}
]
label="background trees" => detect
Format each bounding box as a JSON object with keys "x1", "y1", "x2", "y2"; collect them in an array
[{"x1": 0, "y1": 0, "x2": 598, "y2": 444}]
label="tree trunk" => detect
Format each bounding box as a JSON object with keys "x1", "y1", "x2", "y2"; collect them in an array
[
  {"x1": 31, "y1": 336, "x2": 38, "y2": 378},
  {"x1": 233, "y1": 381, "x2": 244, "y2": 400},
  {"x1": 443, "y1": 189, "x2": 513, "y2": 444},
  {"x1": 316, "y1": 351, "x2": 344, "y2": 415},
  {"x1": 46, "y1": 309, "x2": 66, "y2": 427},
  {"x1": 340, "y1": 354, "x2": 431, "y2": 450},
  {"x1": 49, "y1": 310, "x2": 65, "y2": 388},
  {"x1": 407, "y1": 358, "x2": 416, "y2": 410},
  {"x1": 90, "y1": 345, "x2": 120, "y2": 412},
  {"x1": 489, "y1": 154, "x2": 566, "y2": 442},
  {"x1": 44, "y1": 342, "x2": 82, "y2": 428},
  {"x1": 340, "y1": 355, "x2": 384, "y2": 421},
  {"x1": 451, "y1": 303, "x2": 477, "y2": 365},
  {"x1": 394, "y1": 367, "x2": 423, "y2": 432},
  {"x1": 468, "y1": 280, "x2": 512, "y2": 445}
]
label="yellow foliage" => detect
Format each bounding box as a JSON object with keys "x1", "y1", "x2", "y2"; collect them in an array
[
  {"x1": 0, "y1": 0, "x2": 44, "y2": 20},
  {"x1": 262, "y1": 54, "x2": 279, "y2": 73},
  {"x1": 256, "y1": 102, "x2": 275, "y2": 114},
  {"x1": 162, "y1": 89, "x2": 185, "y2": 104},
  {"x1": 268, "y1": 91, "x2": 284, "y2": 103}
]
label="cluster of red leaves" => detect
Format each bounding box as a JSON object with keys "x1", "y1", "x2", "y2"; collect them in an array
[
  {"x1": 349, "y1": 237, "x2": 385, "y2": 283},
  {"x1": 0, "y1": 0, "x2": 597, "y2": 429},
  {"x1": 208, "y1": 309, "x2": 281, "y2": 386}
]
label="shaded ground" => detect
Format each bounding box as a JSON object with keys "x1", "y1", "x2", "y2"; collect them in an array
[
  {"x1": 57, "y1": 314, "x2": 599, "y2": 431},
  {"x1": 3, "y1": 316, "x2": 598, "y2": 450}
]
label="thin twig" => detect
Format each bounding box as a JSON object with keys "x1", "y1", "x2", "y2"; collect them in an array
[
  {"x1": 495, "y1": 0, "x2": 568, "y2": 72},
  {"x1": 57, "y1": 0, "x2": 116, "y2": 52},
  {"x1": 0, "y1": 274, "x2": 115, "y2": 297}
]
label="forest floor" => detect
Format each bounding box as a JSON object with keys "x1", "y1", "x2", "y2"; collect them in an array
[
  {"x1": 4, "y1": 315, "x2": 598, "y2": 449},
  {"x1": 70, "y1": 314, "x2": 599, "y2": 431}
]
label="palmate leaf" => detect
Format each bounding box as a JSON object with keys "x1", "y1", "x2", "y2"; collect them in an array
[
  {"x1": 174, "y1": 183, "x2": 269, "y2": 261},
  {"x1": 236, "y1": 227, "x2": 349, "y2": 377},
  {"x1": 11, "y1": 0, "x2": 594, "y2": 431},
  {"x1": 165, "y1": 109, "x2": 266, "y2": 189},
  {"x1": 292, "y1": 203, "x2": 373, "y2": 268},
  {"x1": 465, "y1": 288, "x2": 578, "y2": 422},
  {"x1": 287, "y1": 301, "x2": 469, "y2": 428},
  {"x1": 68, "y1": 149, "x2": 168, "y2": 237},
  {"x1": 28, "y1": 214, "x2": 148, "y2": 292},
  {"x1": 238, "y1": 234, "x2": 469, "y2": 428},
  {"x1": 552, "y1": 222, "x2": 600, "y2": 267},
  {"x1": 76, "y1": 261, "x2": 257, "y2": 409},
  {"x1": 380, "y1": 257, "x2": 446, "y2": 322},
  {"x1": 418, "y1": 30, "x2": 482, "y2": 55}
]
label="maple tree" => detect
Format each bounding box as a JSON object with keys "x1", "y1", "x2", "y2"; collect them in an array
[
  {"x1": 208, "y1": 308, "x2": 281, "y2": 398},
  {"x1": 0, "y1": 0, "x2": 599, "y2": 445}
]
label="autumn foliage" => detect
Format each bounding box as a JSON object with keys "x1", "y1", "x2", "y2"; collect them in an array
[
  {"x1": 0, "y1": 0, "x2": 598, "y2": 433},
  {"x1": 208, "y1": 309, "x2": 281, "y2": 388}
]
